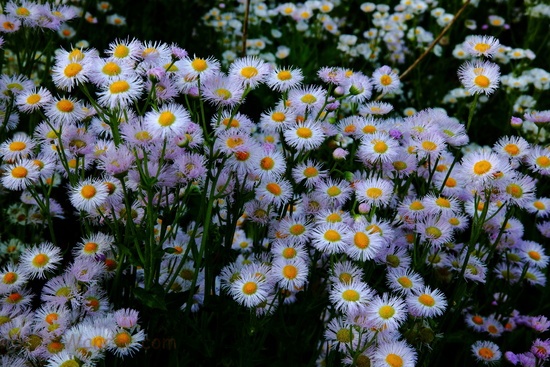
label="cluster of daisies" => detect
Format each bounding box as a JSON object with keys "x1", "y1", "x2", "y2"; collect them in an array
[
  {"x1": 0, "y1": 27, "x2": 549, "y2": 366},
  {"x1": 0, "y1": 237, "x2": 145, "y2": 366}
]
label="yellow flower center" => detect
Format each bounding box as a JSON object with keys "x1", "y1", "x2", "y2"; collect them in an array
[
  {"x1": 9, "y1": 141, "x2": 26, "y2": 152},
  {"x1": 385, "y1": 354, "x2": 403, "y2": 367},
  {"x1": 278, "y1": 70, "x2": 292, "y2": 80},
  {"x1": 109, "y1": 80, "x2": 130, "y2": 94},
  {"x1": 397, "y1": 276, "x2": 412, "y2": 288},
  {"x1": 260, "y1": 157, "x2": 275, "y2": 170},
  {"x1": 16, "y1": 7, "x2": 31, "y2": 16},
  {"x1": 380, "y1": 75, "x2": 393, "y2": 86},
  {"x1": 289, "y1": 224, "x2": 305, "y2": 236},
  {"x1": 135, "y1": 131, "x2": 152, "y2": 141},
  {"x1": 379, "y1": 305, "x2": 395, "y2": 319},
  {"x1": 418, "y1": 294, "x2": 435, "y2": 307},
  {"x1": 410, "y1": 201, "x2": 424, "y2": 211},
  {"x1": 373, "y1": 140, "x2": 388, "y2": 153},
  {"x1": 445, "y1": 177, "x2": 457, "y2": 188},
  {"x1": 84, "y1": 242, "x2": 98, "y2": 253},
  {"x1": 282, "y1": 265, "x2": 298, "y2": 279},
  {"x1": 158, "y1": 111, "x2": 177, "y2": 127},
  {"x1": 3, "y1": 272, "x2": 17, "y2": 284},
  {"x1": 45, "y1": 313, "x2": 59, "y2": 324},
  {"x1": 57, "y1": 99, "x2": 74, "y2": 113},
  {"x1": 363, "y1": 125, "x2": 377, "y2": 134},
  {"x1": 536, "y1": 156, "x2": 550, "y2": 168},
  {"x1": 478, "y1": 347, "x2": 494, "y2": 359},
  {"x1": 32, "y1": 253, "x2": 49, "y2": 268},
  {"x1": 242, "y1": 281, "x2": 258, "y2": 295},
  {"x1": 506, "y1": 183, "x2": 523, "y2": 198},
  {"x1": 339, "y1": 273, "x2": 352, "y2": 284},
  {"x1": 113, "y1": 331, "x2": 132, "y2": 347},
  {"x1": 342, "y1": 289, "x2": 360, "y2": 302},
  {"x1": 366, "y1": 187, "x2": 382, "y2": 199},
  {"x1": 64, "y1": 63, "x2": 82, "y2": 78},
  {"x1": 47, "y1": 340, "x2": 64, "y2": 353},
  {"x1": 114, "y1": 44, "x2": 130, "y2": 58},
  {"x1": 300, "y1": 93, "x2": 317, "y2": 104},
  {"x1": 422, "y1": 141, "x2": 437, "y2": 151},
  {"x1": 354, "y1": 232, "x2": 370, "y2": 249},
  {"x1": 226, "y1": 137, "x2": 244, "y2": 149},
  {"x1": 191, "y1": 58, "x2": 207, "y2": 72},
  {"x1": 474, "y1": 75, "x2": 490, "y2": 88},
  {"x1": 473, "y1": 160, "x2": 492, "y2": 175},
  {"x1": 241, "y1": 66, "x2": 258, "y2": 79},
  {"x1": 215, "y1": 88, "x2": 232, "y2": 100},
  {"x1": 336, "y1": 328, "x2": 353, "y2": 343},
  {"x1": 474, "y1": 43, "x2": 490, "y2": 53},
  {"x1": 271, "y1": 111, "x2": 286, "y2": 122},
  {"x1": 68, "y1": 49, "x2": 84, "y2": 61},
  {"x1": 327, "y1": 186, "x2": 341, "y2": 197},
  {"x1": 449, "y1": 217, "x2": 460, "y2": 226},
  {"x1": 91, "y1": 336, "x2": 107, "y2": 349},
  {"x1": 102, "y1": 62, "x2": 121, "y2": 76},
  {"x1": 503, "y1": 144, "x2": 519, "y2": 156},
  {"x1": 80, "y1": 184, "x2": 97, "y2": 199},
  {"x1": 324, "y1": 229, "x2": 341, "y2": 242},
  {"x1": 303, "y1": 166, "x2": 318, "y2": 178},
  {"x1": 436, "y1": 197, "x2": 451, "y2": 208},
  {"x1": 26, "y1": 94, "x2": 41, "y2": 104},
  {"x1": 296, "y1": 127, "x2": 313, "y2": 139},
  {"x1": 282, "y1": 248, "x2": 296, "y2": 259},
  {"x1": 425, "y1": 226, "x2": 442, "y2": 239},
  {"x1": 326, "y1": 213, "x2": 342, "y2": 222},
  {"x1": 393, "y1": 161, "x2": 407, "y2": 171},
  {"x1": 528, "y1": 250, "x2": 541, "y2": 261},
  {"x1": 266, "y1": 182, "x2": 282, "y2": 196}
]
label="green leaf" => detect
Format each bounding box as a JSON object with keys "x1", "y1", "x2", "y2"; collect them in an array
[{"x1": 134, "y1": 285, "x2": 167, "y2": 310}]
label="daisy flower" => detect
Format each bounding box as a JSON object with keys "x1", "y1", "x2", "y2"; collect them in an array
[
  {"x1": 266, "y1": 66, "x2": 304, "y2": 92},
  {"x1": 105, "y1": 38, "x2": 142, "y2": 62},
  {"x1": 329, "y1": 279, "x2": 373, "y2": 314},
  {"x1": 255, "y1": 148, "x2": 286, "y2": 181},
  {"x1": 97, "y1": 75, "x2": 144, "y2": 109},
  {"x1": 284, "y1": 120, "x2": 326, "y2": 151},
  {"x1": 364, "y1": 293, "x2": 408, "y2": 332},
  {"x1": 1, "y1": 159, "x2": 39, "y2": 190},
  {"x1": 458, "y1": 149, "x2": 510, "y2": 189},
  {"x1": 143, "y1": 103, "x2": 192, "y2": 139},
  {"x1": 386, "y1": 268, "x2": 425, "y2": 295},
  {"x1": 373, "y1": 340, "x2": 417, "y2": 367},
  {"x1": 520, "y1": 240, "x2": 549, "y2": 269},
  {"x1": 15, "y1": 87, "x2": 53, "y2": 113},
  {"x1": 526, "y1": 145, "x2": 550, "y2": 175},
  {"x1": 329, "y1": 261, "x2": 363, "y2": 285},
  {"x1": 229, "y1": 267, "x2": 271, "y2": 308},
  {"x1": 493, "y1": 135, "x2": 530, "y2": 162},
  {"x1": 229, "y1": 56, "x2": 270, "y2": 88},
  {"x1": 276, "y1": 215, "x2": 313, "y2": 245},
  {"x1": 471, "y1": 340, "x2": 502, "y2": 364},
  {"x1": 271, "y1": 258, "x2": 308, "y2": 291},
  {"x1": 503, "y1": 173, "x2": 537, "y2": 209},
  {"x1": 292, "y1": 159, "x2": 327, "y2": 188},
  {"x1": 360, "y1": 101, "x2": 394, "y2": 116},
  {"x1": 354, "y1": 177, "x2": 394, "y2": 207},
  {"x1": 311, "y1": 222, "x2": 350, "y2": 255},
  {"x1": 358, "y1": 131, "x2": 399, "y2": 164},
  {"x1": 0, "y1": 132, "x2": 35, "y2": 161},
  {"x1": 256, "y1": 178, "x2": 293, "y2": 207},
  {"x1": 344, "y1": 72, "x2": 372, "y2": 103},
  {"x1": 315, "y1": 178, "x2": 353, "y2": 207},
  {"x1": 324, "y1": 317, "x2": 365, "y2": 353},
  {"x1": 371, "y1": 65, "x2": 401, "y2": 94},
  {"x1": 526, "y1": 197, "x2": 550, "y2": 218},
  {"x1": 463, "y1": 35, "x2": 501, "y2": 58},
  {"x1": 406, "y1": 286, "x2": 447, "y2": 318},
  {"x1": 180, "y1": 55, "x2": 221, "y2": 80},
  {"x1": 69, "y1": 178, "x2": 109, "y2": 213},
  {"x1": 89, "y1": 57, "x2": 135, "y2": 86},
  {"x1": 260, "y1": 104, "x2": 297, "y2": 132},
  {"x1": 0, "y1": 264, "x2": 28, "y2": 294},
  {"x1": 19, "y1": 242, "x2": 62, "y2": 279},
  {"x1": 287, "y1": 85, "x2": 327, "y2": 115},
  {"x1": 202, "y1": 72, "x2": 245, "y2": 107},
  {"x1": 416, "y1": 216, "x2": 454, "y2": 248},
  {"x1": 51, "y1": 55, "x2": 92, "y2": 91},
  {"x1": 458, "y1": 60, "x2": 500, "y2": 95},
  {"x1": 45, "y1": 96, "x2": 86, "y2": 124},
  {"x1": 344, "y1": 223, "x2": 384, "y2": 261}
]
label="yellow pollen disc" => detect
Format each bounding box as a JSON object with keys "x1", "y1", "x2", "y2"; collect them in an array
[
  {"x1": 266, "y1": 182, "x2": 282, "y2": 196},
  {"x1": 235, "y1": 151, "x2": 250, "y2": 161},
  {"x1": 380, "y1": 75, "x2": 393, "y2": 86},
  {"x1": 342, "y1": 289, "x2": 360, "y2": 301},
  {"x1": 191, "y1": 58, "x2": 207, "y2": 72},
  {"x1": 109, "y1": 80, "x2": 130, "y2": 94},
  {"x1": 32, "y1": 253, "x2": 49, "y2": 267},
  {"x1": 536, "y1": 156, "x2": 550, "y2": 168},
  {"x1": 241, "y1": 66, "x2": 258, "y2": 79},
  {"x1": 426, "y1": 226, "x2": 442, "y2": 239},
  {"x1": 474, "y1": 75, "x2": 490, "y2": 88},
  {"x1": 9, "y1": 141, "x2": 26, "y2": 151},
  {"x1": 56, "y1": 99, "x2": 74, "y2": 113},
  {"x1": 366, "y1": 187, "x2": 382, "y2": 199},
  {"x1": 397, "y1": 276, "x2": 412, "y2": 288},
  {"x1": 326, "y1": 213, "x2": 342, "y2": 222},
  {"x1": 379, "y1": 305, "x2": 395, "y2": 319},
  {"x1": 373, "y1": 140, "x2": 388, "y2": 153},
  {"x1": 114, "y1": 332, "x2": 132, "y2": 347},
  {"x1": 474, "y1": 43, "x2": 490, "y2": 53},
  {"x1": 102, "y1": 62, "x2": 121, "y2": 76},
  {"x1": 64, "y1": 63, "x2": 82, "y2": 78},
  {"x1": 506, "y1": 184, "x2": 523, "y2": 198},
  {"x1": 528, "y1": 250, "x2": 541, "y2": 261},
  {"x1": 405, "y1": 233, "x2": 415, "y2": 243},
  {"x1": 282, "y1": 265, "x2": 298, "y2": 279},
  {"x1": 271, "y1": 112, "x2": 286, "y2": 122},
  {"x1": 393, "y1": 161, "x2": 407, "y2": 170},
  {"x1": 473, "y1": 160, "x2": 492, "y2": 175},
  {"x1": 504, "y1": 144, "x2": 519, "y2": 156},
  {"x1": 303, "y1": 166, "x2": 318, "y2": 178},
  {"x1": 242, "y1": 281, "x2": 257, "y2": 295},
  {"x1": 327, "y1": 186, "x2": 341, "y2": 197},
  {"x1": 472, "y1": 315, "x2": 484, "y2": 325},
  {"x1": 91, "y1": 336, "x2": 107, "y2": 349},
  {"x1": 410, "y1": 201, "x2": 424, "y2": 210},
  {"x1": 418, "y1": 294, "x2": 435, "y2": 307},
  {"x1": 354, "y1": 232, "x2": 370, "y2": 249},
  {"x1": 300, "y1": 93, "x2": 317, "y2": 104},
  {"x1": 215, "y1": 88, "x2": 232, "y2": 99},
  {"x1": 12, "y1": 166, "x2": 28, "y2": 178},
  {"x1": 278, "y1": 70, "x2": 292, "y2": 80},
  {"x1": 478, "y1": 347, "x2": 494, "y2": 359},
  {"x1": 84, "y1": 242, "x2": 98, "y2": 253},
  {"x1": 529, "y1": 201, "x2": 545, "y2": 213},
  {"x1": 222, "y1": 118, "x2": 240, "y2": 127},
  {"x1": 158, "y1": 111, "x2": 176, "y2": 127},
  {"x1": 296, "y1": 127, "x2": 313, "y2": 139},
  {"x1": 47, "y1": 341, "x2": 64, "y2": 353},
  {"x1": 289, "y1": 224, "x2": 305, "y2": 236},
  {"x1": 3, "y1": 272, "x2": 17, "y2": 284},
  {"x1": 449, "y1": 217, "x2": 460, "y2": 226},
  {"x1": 135, "y1": 131, "x2": 152, "y2": 141},
  {"x1": 445, "y1": 177, "x2": 457, "y2": 187},
  {"x1": 16, "y1": 7, "x2": 31, "y2": 16},
  {"x1": 363, "y1": 125, "x2": 376, "y2": 134},
  {"x1": 324, "y1": 229, "x2": 341, "y2": 242},
  {"x1": 226, "y1": 137, "x2": 244, "y2": 149},
  {"x1": 385, "y1": 354, "x2": 403, "y2": 367},
  {"x1": 436, "y1": 197, "x2": 451, "y2": 208},
  {"x1": 282, "y1": 248, "x2": 297, "y2": 259},
  {"x1": 422, "y1": 141, "x2": 437, "y2": 151},
  {"x1": 26, "y1": 94, "x2": 41, "y2": 104},
  {"x1": 45, "y1": 313, "x2": 58, "y2": 324},
  {"x1": 68, "y1": 49, "x2": 84, "y2": 61},
  {"x1": 336, "y1": 328, "x2": 353, "y2": 343},
  {"x1": 55, "y1": 286, "x2": 71, "y2": 297},
  {"x1": 339, "y1": 273, "x2": 352, "y2": 284},
  {"x1": 260, "y1": 157, "x2": 275, "y2": 170},
  {"x1": 366, "y1": 224, "x2": 382, "y2": 234},
  {"x1": 114, "y1": 44, "x2": 129, "y2": 58},
  {"x1": 81, "y1": 184, "x2": 97, "y2": 199}
]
